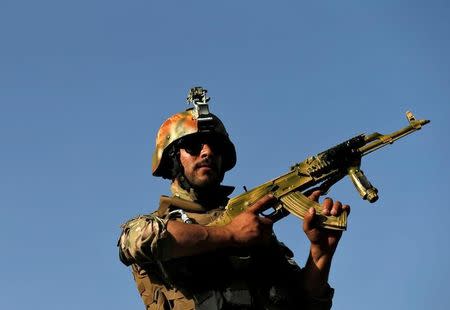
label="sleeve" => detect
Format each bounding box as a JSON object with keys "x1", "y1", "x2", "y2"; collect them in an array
[
  {"x1": 117, "y1": 214, "x2": 171, "y2": 266},
  {"x1": 278, "y1": 241, "x2": 335, "y2": 310}
]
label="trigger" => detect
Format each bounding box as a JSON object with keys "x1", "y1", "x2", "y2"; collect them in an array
[{"x1": 262, "y1": 206, "x2": 290, "y2": 222}]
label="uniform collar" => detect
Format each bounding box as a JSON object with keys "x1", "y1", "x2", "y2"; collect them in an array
[{"x1": 170, "y1": 180, "x2": 234, "y2": 206}]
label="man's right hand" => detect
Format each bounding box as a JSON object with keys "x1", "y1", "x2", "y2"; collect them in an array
[
  {"x1": 224, "y1": 194, "x2": 276, "y2": 247},
  {"x1": 165, "y1": 195, "x2": 277, "y2": 258}
]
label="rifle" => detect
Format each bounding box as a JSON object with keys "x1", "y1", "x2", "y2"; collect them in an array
[{"x1": 207, "y1": 111, "x2": 430, "y2": 230}]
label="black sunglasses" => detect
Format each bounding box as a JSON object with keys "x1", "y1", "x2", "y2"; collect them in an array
[{"x1": 177, "y1": 135, "x2": 224, "y2": 156}]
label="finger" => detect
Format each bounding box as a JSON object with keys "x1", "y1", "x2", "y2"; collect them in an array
[
  {"x1": 306, "y1": 190, "x2": 322, "y2": 202},
  {"x1": 303, "y1": 187, "x2": 322, "y2": 199},
  {"x1": 322, "y1": 197, "x2": 333, "y2": 216},
  {"x1": 246, "y1": 194, "x2": 277, "y2": 214},
  {"x1": 342, "y1": 204, "x2": 351, "y2": 216},
  {"x1": 331, "y1": 200, "x2": 342, "y2": 216},
  {"x1": 303, "y1": 207, "x2": 316, "y2": 232},
  {"x1": 259, "y1": 216, "x2": 274, "y2": 227}
]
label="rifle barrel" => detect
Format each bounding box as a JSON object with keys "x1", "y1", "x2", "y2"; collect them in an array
[{"x1": 359, "y1": 117, "x2": 430, "y2": 156}]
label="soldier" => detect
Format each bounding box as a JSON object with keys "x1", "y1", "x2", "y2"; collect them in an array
[{"x1": 118, "y1": 87, "x2": 350, "y2": 310}]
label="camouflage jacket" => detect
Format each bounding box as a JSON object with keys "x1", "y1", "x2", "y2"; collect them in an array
[{"x1": 118, "y1": 183, "x2": 334, "y2": 310}]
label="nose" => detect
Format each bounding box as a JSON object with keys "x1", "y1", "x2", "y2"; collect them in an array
[{"x1": 200, "y1": 143, "x2": 215, "y2": 158}]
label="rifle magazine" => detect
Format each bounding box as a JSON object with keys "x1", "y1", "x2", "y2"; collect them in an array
[{"x1": 279, "y1": 191, "x2": 347, "y2": 231}]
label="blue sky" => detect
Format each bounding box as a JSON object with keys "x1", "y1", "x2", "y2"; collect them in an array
[{"x1": 1, "y1": 1, "x2": 449, "y2": 309}]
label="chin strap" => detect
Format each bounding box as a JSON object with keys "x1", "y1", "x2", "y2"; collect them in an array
[
  {"x1": 168, "y1": 146, "x2": 195, "y2": 191},
  {"x1": 177, "y1": 174, "x2": 193, "y2": 192}
]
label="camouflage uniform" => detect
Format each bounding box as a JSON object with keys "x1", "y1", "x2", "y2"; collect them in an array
[
  {"x1": 118, "y1": 182, "x2": 334, "y2": 310},
  {"x1": 119, "y1": 89, "x2": 334, "y2": 309}
]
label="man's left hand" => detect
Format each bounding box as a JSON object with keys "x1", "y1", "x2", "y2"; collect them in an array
[{"x1": 303, "y1": 190, "x2": 350, "y2": 260}]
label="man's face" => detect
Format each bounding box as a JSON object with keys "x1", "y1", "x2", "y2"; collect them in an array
[{"x1": 178, "y1": 135, "x2": 224, "y2": 189}]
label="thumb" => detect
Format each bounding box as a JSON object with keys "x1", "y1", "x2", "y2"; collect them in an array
[
  {"x1": 303, "y1": 207, "x2": 316, "y2": 232},
  {"x1": 306, "y1": 190, "x2": 321, "y2": 202}
]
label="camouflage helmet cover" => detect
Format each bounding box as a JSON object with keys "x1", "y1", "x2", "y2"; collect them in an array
[{"x1": 152, "y1": 108, "x2": 236, "y2": 179}]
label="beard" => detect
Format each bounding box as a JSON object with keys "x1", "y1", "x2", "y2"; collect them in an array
[{"x1": 184, "y1": 158, "x2": 224, "y2": 190}]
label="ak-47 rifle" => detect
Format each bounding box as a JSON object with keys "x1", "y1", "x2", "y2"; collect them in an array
[{"x1": 207, "y1": 111, "x2": 430, "y2": 230}]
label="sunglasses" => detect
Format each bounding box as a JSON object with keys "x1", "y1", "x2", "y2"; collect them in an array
[{"x1": 177, "y1": 135, "x2": 224, "y2": 156}]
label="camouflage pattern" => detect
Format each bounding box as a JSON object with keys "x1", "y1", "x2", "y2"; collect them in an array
[
  {"x1": 118, "y1": 182, "x2": 230, "y2": 265},
  {"x1": 118, "y1": 214, "x2": 170, "y2": 265},
  {"x1": 151, "y1": 109, "x2": 236, "y2": 179},
  {"x1": 118, "y1": 182, "x2": 335, "y2": 310}
]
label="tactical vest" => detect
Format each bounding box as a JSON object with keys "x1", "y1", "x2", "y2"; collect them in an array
[{"x1": 131, "y1": 196, "x2": 304, "y2": 310}]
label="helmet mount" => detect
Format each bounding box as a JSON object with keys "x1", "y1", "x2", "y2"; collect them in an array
[{"x1": 186, "y1": 87, "x2": 216, "y2": 132}]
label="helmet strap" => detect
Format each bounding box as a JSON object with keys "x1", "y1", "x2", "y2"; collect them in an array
[
  {"x1": 177, "y1": 173, "x2": 194, "y2": 193},
  {"x1": 169, "y1": 147, "x2": 194, "y2": 192}
]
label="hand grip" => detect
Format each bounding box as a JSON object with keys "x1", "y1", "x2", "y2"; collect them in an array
[{"x1": 347, "y1": 167, "x2": 378, "y2": 202}]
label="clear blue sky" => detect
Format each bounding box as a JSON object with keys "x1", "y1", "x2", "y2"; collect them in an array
[{"x1": 1, "y1": 1, "x2": 449, "y2": 309}]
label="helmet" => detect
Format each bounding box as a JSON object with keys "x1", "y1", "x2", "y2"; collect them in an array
[{"x1": 152, "y1": 87, "x2": 236, "y2": 179}]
